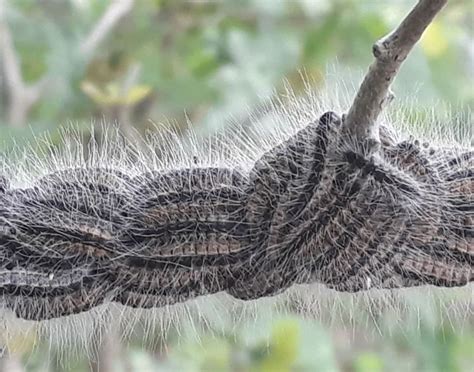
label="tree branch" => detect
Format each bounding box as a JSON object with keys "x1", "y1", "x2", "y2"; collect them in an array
[
  {"x1": 342, "y1": 0, "x2": 448, "y2": 152},
  {"x1": 0, "y1": 0, "x2": 46, "y2": 127},
  {"x1": 80, "y1": 0, "x2": 135, "y2": 58},
  {"x1": 0, "y1": 0, "x2": 135, "y2": 126},
  {"x1": 0, "y1": 3, "x2": 22, "y2": 94}
]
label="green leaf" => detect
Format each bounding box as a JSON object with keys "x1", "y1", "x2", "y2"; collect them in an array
[
  {"x1": 354, "y1": 352, "x2": 384, "y2": 372},
  {"x1": 80, "y1": 81, "x2": 152, "y2": 106}
]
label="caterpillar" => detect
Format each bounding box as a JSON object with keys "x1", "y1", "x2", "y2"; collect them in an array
[
  {"x1": 0, "y1": 96, "x2": 472, "y2": 320},
  {"x1": 0, "y1": 80, "x2": 472, "y2": 346},
  {"x1": 0, "y1": 0, "x2": 472, "y2": 362}
]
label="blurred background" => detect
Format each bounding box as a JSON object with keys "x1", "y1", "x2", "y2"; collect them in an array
[{"x1": 0, "y1": 0, "x2": 473, "y2": 371}]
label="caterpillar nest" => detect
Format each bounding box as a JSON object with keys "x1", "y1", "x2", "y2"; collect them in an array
[{"x1": 0, "y1": 79, "x2": 472, "y2": 355}]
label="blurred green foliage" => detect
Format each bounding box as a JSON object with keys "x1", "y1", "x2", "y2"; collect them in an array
[
  {"x1": 1, "y1": 0, "x2": 472, "y2": 142},
  {"x1": 1, "y1": 0, "x2": 473, "y2": 371},
  {"x1": 12, "y1": 303, "x2": 474, "y2": 372}
]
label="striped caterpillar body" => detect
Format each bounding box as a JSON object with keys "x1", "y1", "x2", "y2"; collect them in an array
[{"x1": 0, "y1": 104, "x2": 472, "y2": 323}]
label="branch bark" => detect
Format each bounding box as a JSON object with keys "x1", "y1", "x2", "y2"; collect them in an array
[{"x1": 342, "y1": 0, "x2": 448, "y2": 152}]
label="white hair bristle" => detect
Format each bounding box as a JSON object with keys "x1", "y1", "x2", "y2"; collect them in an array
[{"x1": 0, "y1": 77, "x2": 472, "y2": 363}]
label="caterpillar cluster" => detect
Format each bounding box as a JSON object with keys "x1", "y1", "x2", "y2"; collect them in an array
[{"x1": 0, "y1": 83, "x2": 472, "y2": 357}]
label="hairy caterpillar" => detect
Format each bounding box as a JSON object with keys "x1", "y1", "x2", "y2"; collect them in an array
[
  {"x1": 0, "y1": 78, "x2": 472, "y2": 359},
  {"x1": 0, "y1": 0, "x2": 474, "y2": 370}
]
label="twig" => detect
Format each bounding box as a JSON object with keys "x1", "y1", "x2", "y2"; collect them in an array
[
  {"x1": 0, "y1": 0, "x2": 135, "y2": 126},
  {"x1": 0, "y1": 0, "x2": 46, "y2": 127},
  {"x1": 80, "y1": 0, "x2": 134, "y2": 58},
  {"x1": 342, "y1": 0, "x2": 448, "y2": 152}
]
